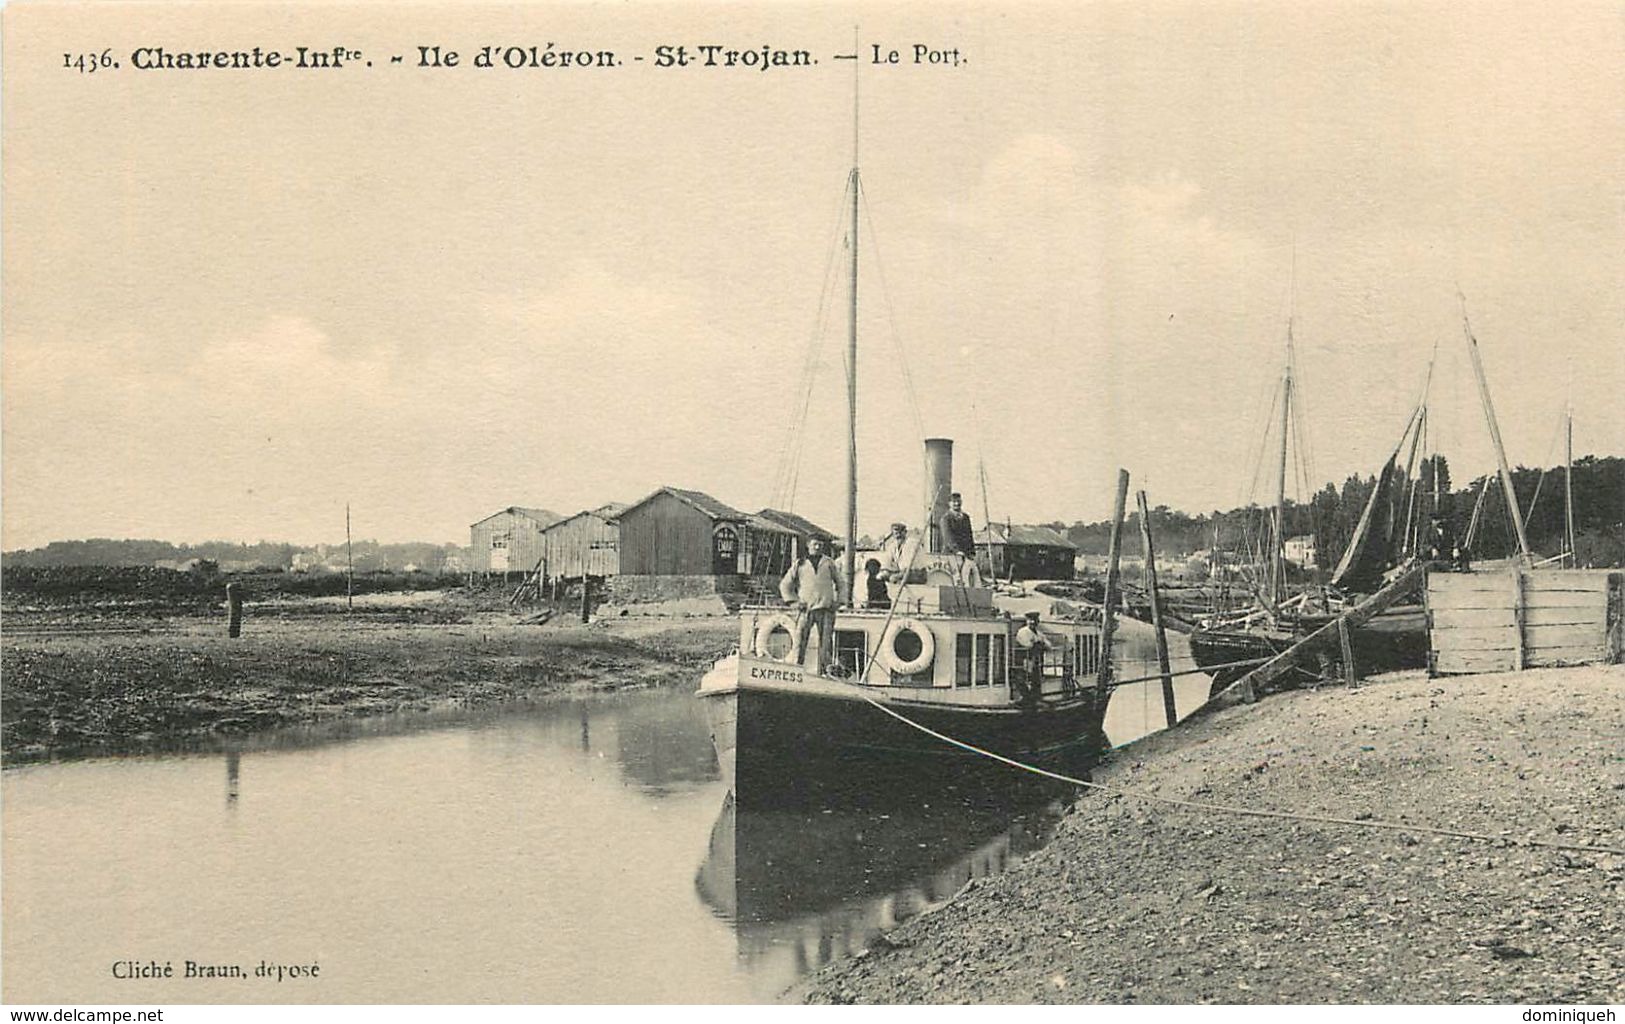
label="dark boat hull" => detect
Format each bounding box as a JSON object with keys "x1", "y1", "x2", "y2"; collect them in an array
[
  {"x1": 699, "y1": 656, "x2": 1106, "y2": 809},
  {"x1": 1190, "y1": 604, "x2": 1429, "y2": 691}
]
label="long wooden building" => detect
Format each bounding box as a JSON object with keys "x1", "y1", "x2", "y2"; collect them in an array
[{"x1": 469, "y1": 506, "x2": 562, "y2": 574}]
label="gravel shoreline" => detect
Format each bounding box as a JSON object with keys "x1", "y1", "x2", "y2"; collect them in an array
[{"x1": 799, "y1": 664, "x2": 1625, "y2": 1004}]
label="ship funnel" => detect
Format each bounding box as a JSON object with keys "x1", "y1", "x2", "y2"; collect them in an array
[{"x1": 924, "y1": 438, "x2": 953, "y2": 553}]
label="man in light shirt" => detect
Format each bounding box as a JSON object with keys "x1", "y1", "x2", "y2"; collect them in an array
[{"x1": 779, "y1": 535, "x2": 844, "y2": 675}]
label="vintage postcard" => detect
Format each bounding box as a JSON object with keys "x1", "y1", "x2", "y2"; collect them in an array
[{"x1": 3, "y1": 0, "x2": 1622, "y2": 1012}]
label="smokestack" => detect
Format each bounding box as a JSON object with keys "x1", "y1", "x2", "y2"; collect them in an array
[{"x1": 924, "y1": 438, "x2": 953, "y2": 553}]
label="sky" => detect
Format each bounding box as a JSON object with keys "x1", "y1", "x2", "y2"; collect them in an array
[{"x1": 4, "y1": 1, "x2": 1621, "y2": 550}]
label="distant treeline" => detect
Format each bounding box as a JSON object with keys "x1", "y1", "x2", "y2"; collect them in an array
[
  {"x1": 1061, "y1": 455, "x2": 1624, "y2": 570},
  {"x1": 1, "y1": 538, "x2": 465, "y2": 572}
]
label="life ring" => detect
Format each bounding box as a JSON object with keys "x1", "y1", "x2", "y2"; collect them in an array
[
  {"x1": 753, "y1": 613, "x2": 801, "y2": 664},
  {"x1": 880, "y1": 618, "x2": 936, "y2": 676}
]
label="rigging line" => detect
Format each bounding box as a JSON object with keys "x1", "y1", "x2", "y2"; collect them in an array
[
  {"x1": 857, "y1": 180, "x2": 926, "y2": 447},
  {"x1": 1245, "y1": 378, "x2": 1284, "y2": 507},
  {"x1": 1463, "y1": 473, "x2": 1494, "y2": 552},
  {"x1": 772, "y1": 181, "x2": 853, "y2": 508},
  {"x1": 1285, "y1": 332, "x2": 1316, "y2": 494},
  {"x1": 780, "y1": 178, "x2": 858, "y2": 509},
  {"x1": 1521, "y1": 405, "x2": 1568, "y2": 528},
  {"x1": 776, "y1": 197, "x2": 845, "y2": 502}
]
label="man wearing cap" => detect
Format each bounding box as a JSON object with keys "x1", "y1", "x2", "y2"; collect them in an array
[
  {"x1": 878, "y1": 520, "x2": 919, "y2": 590},
  {"x1": 938, "y1": 493, "x2": 983, "y2": 586},
  {"x1": 779, "y1": 535, "x2": 844, "y2": 675},
  {"x1": 1014, "y1": 610, "x2": 1049, "y2": 707}
]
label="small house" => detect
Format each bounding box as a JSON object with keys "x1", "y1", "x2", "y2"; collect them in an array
[
  {"x1": 470, "y1": 506, "x2": 563, "y2": 574},
  {"x1": 975, "y1": 523, "x2": 1077, "y2": 581},
  {"x1": 1283, "y1": 534, "x2": 1318, "y2": 568},
  {"x1": 538, "y1": 503, "x2": 627, "y2": 582},
  {"x1": 614, "y1": 485, "x2": 749, "y2": 591}
]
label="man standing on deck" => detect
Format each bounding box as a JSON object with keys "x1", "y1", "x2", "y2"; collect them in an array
[
  {"x1": 1014, "y1": 610, "x2": 1048, "y2": 708},
  {"x1": 780, "y1": 535, "x2": 844, "y2": 676},
  {"x1": 938, "y1": 493, "x2": 983, "y2": 586}
]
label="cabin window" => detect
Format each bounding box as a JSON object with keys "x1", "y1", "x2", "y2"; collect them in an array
[
  {"x1": 991, "y1": 634, "x2": 1007, "y2": 686},
  {"x1": 834, "y1": 630, "x2": 868, "y2": 679},
  {"x1": 491, "y1": 536, "x2": 508, "y2": 549},
  {"x1": 955, "y1": 635, "x2": 974, "y2": 687},
  {"x1": 974, "y1": 634, "x2": 990, "y2": 686}
]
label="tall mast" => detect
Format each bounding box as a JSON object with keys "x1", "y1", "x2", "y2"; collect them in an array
[
  {"x1": 842, "y1": 29, "x2": 859, "y2": 604},
  {"x1": 1564, "y1": 405, "x2": 1576, "y2": 565},
  {"x1": 1459, "y1": 294, "x2": 1531, "y2": 562},
  {"x1": 1271, "y1": 323, "x2": 1292, "y2": 607}
]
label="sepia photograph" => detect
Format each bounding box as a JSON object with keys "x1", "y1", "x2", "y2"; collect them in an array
[{"x1": 2, "y1": 0, "x2": 1622, "y2": 1012}]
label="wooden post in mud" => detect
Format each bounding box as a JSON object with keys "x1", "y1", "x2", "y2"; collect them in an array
[
  {"x1": 1137, "y1": 490, "x2": 1177, "y2": 727},
  {"x1": 225, "y1": 582, "x2": 243, "y2": 638},
  {"x1": 345, "y1": 503, "x2": 354, "y2": 613},
  {"x1": 1095, "y1": 470, "x2": 1131, "y2": 700},
  {"x1": 1338, "y1": 617, "x2": 1357, "y2": 686},
  {"x1": 580, "y1": 577, "x2": 591, "y2": 623}
]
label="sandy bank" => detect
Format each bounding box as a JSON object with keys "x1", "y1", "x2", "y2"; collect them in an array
[{"x1": 801, "y1": 664, "x2": 1625, "y2": 1004}]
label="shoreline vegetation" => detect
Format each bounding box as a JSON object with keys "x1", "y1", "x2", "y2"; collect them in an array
[
  {"x1": 0, "y1": 589, "x2": 738, "y2": 764},
  {"x1": 797, "y1": 663, "x2": 1625, "y2": 1004}
]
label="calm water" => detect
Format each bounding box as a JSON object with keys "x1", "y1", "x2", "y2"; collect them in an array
[{"x1": 2, "y1": 621, "x2": 1201, "y2": 1003}]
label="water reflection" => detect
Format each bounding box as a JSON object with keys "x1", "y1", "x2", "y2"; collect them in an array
[
  {"x1": 5, "y1": 625, "x2": 1217, "y2": 1004},
  {"x1": 695, "y1": 790, "x2": 1067, "y2": 991}
]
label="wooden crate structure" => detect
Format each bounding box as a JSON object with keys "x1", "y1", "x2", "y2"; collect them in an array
[{"x1": 1427, "y1": 567, "x2": 1624, "y2": 676}]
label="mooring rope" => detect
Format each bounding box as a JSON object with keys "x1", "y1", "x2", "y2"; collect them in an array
[{"x1": 848, "y1": 687, "x2": 1625, "y2": 857}]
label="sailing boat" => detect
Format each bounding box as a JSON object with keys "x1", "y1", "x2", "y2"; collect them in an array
[
  {"x1": 1187, "y1": 326, "x2": 1435, "y2": 688},
  {"x1": 694, "y1": 117, "x2": 1114, "y2": 808}
]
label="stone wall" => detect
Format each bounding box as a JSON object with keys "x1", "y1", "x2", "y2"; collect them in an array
[{"x1": 608, "y1": 573, "x2": 744, "y2": 605}]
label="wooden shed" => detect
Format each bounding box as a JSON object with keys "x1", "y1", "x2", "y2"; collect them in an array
[
  {"x1": 1427, "y1": 567, "x2": 1624, "y2": 675},
  {"x1": 616, "y1": 487, "x2": 749, "y2": 576},
  {"x1": 975, "y1": 523, "x2": 1077, "y2": 581},
  {"x1": 538, "y1": 502, "x2": 627, "y2": 582},
  {"x1": 469, "y1": 506, "x2": 562, "y2": 574}
]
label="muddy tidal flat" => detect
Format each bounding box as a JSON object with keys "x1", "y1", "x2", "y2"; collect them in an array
[
  {"x1": 1, "y1": 598, "x2": 737, "y2": 763},
  {"x1": 800, "y1": 664, "x2": 1625, "y2": 1004}
]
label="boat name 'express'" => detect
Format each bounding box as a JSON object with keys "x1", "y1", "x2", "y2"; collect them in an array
[{"x1": 748, "y1": 664, "x2": 804, "y2": 684}]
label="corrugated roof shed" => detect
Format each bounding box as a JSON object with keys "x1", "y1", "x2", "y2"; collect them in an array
[
  {"x1": 756, "y1": 508, "x2": 837, "y2": 540},
  {"x1": 470, "y1": 506, "x2": 564, "y2": 528},
  {"x1": 512, "y1": 507, "x2": 563, "y2": 526},
  {"x1": 623, "y1": 486, "x2": 746, "y2": 521}
]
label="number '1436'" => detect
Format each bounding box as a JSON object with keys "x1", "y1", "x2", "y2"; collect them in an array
[{"x1": 64, "y1": 49, "x2": 117, "y2": 72}]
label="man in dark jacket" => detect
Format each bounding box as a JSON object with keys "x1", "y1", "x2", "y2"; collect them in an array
[{"x1": 938, "y1": 493, "x2": 983, "y2": 585}]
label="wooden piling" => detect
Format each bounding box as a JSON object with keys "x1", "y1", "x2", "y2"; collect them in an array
[
  {"x1": 1338, "y1": 617, "x2": 1356, "y2": 686},
  {"x1": 225, "y1": 582, "x2": 243, "y2": 638},
  {"x1": 1095, "y1": 470, "x2": 1131, "y2": 702},
  {"x1": 580, "y1": 577, "x2": 591, "y2": 623},
  {"x1": 1136, "y1": 490, "x2": 1177, "y2": 728}
]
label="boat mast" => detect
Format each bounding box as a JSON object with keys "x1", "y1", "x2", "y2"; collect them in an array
[
  {"x1": 842, "y1": 31, "x2": 859, "y2": 604},
  {"x1": 1271, "y1": 324, "x2": 1292, "y2": 607},
  {"x1": 1458, "y1": 295, "x2": 1531, "y2": 562},
  {"x1": 1564, "y1": 404, "x2": 1576, "y2": 565}
]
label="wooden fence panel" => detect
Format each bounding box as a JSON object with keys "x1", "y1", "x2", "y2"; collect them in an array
[{"x1": 1429, "y1": 567, "x2": 1621, "y2": 675}]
